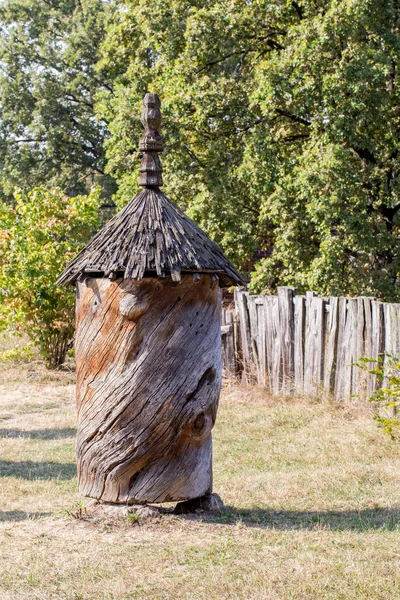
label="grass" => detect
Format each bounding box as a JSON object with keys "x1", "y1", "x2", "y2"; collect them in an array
[{"x1": 1, "y1": 359, "x2": 400, "y2": 599}]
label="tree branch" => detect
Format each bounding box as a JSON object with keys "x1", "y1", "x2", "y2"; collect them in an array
[
  {"x1": 292, "y1": 1, "x2": 304, "y2": 20},
  {"x1": 351, "y1": 146, "x2": 377, "y2": 165},
  {"x1": 196, "y1": 50, "x2": 248, "y2": 74},
  {"x1": 275, "y1": 108, "x2": 311, "y2": 126}
]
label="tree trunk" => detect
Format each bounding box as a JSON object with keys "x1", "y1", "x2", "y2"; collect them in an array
[{"x1": 74, "y1": 274, "x2": 222, "y2": 504}]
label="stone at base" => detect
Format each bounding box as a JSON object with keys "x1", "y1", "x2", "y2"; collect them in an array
[{"x1": 174, "y1": 493, "x2": 224, "y2": 514}]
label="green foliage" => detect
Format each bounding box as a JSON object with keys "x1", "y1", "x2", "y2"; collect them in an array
[
  {"x1": 357, "y1": 356, "x2": 400, "y2": 438},
  {"x1": 97, "y1": 0, "x2": 400, "y2": 299},
  {"x1": 0, "y1": 0, "x2": 116, "y2": 199},
  {"x1": 0, "y1": 341, "x2": 35, "y2": 363},
  {"x1": 0, "y1": 186, "x2": 102, "y2": 368},
  {"x1": 126, "y1": 512, "x2": 140, "y2": 525}
]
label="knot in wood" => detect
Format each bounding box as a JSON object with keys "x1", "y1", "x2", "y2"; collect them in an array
[
  {"x1": 119, "y1": 291, "x2": 149, "y2": 321},
  {"x1": 189, "y1": 410, "x2": 213, "y2": 441}
]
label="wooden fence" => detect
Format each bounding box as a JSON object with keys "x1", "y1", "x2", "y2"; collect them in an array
[{"x1": 221, "y1": 287, "x2": 400, "y2": 401}]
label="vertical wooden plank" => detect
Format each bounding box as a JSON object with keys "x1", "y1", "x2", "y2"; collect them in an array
[
  {"x1": 370, "y1": 301, "x2": 385, "y2": 393},
  {"x1": 396, "y1": 304, "x2": 400, "y2": 355},
  {"x1": 277, "y1": 287, "x2": 295, "y2": 394},
  {"x1": 385, "y1": 303, "x2": 400, "y2": 357},
  {"x1": 352, "y1": 298, "x2": 366, "y2": 400},
  {"x1": 263, "y1": 296, "x2": 273, "y2": 392},
  {"x1": 247, "y1": 295, "x2": 260, "y2": 385},
  {"x1": 363, "y1": 297, "x2": 375, "y2": 398},
  {"x1": 304, "y1": 291, "x2": 317, "y2": 394},
  {"x1": 233, "y1": 301, "x2": 241, "y2": 379},
  {"x1": 271, "y1": 295, "x2": 282, "y2": 395},
  {"x1": 324, "y1": 297, "x2": 339, "y2": 394},
  {"x1": 264, "y1": 295, "x2": 281, "y2": 394},
  {"x1": 334, "y1": 297, "x2": 347, "y2": 401},
  {"x1": 334, "y1": 297, "x2": 357, "y2": 402},
  {"x1": 304, "y1": 292, "x2": 325, "y2": 395},
  {"x1": 313, "y1": 296, "x2": 325, "y2": 392},
  {"x1": 221, "y1": 310, "x2": 236, "y2": 378},
  {"x1": 382, "y1": 302, "x2": 398, "y2": 391},
  {"x1": 255, "y1": 297, "x2": 267, "y2": 387},
  {"x1": 294, "y1": 295, "x2": 305, "y2": 393},
  {"x1": 344, "y1": 298, "x2": 357, "y2": 401},
  {"x1": 235, "y1": 289, "x2": 252, "y2": 383}
]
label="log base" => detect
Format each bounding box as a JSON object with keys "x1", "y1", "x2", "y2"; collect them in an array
[
  {"x1": 75, "y1": 274, "x2": 222, "y2": 504},
  {"x1": 87, "y1": 493, "x2": 224, "y2": 522}
]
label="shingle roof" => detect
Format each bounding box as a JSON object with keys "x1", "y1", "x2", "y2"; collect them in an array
[{"x1": 58, "y1": 93, "x2": 245, "y2": 287}]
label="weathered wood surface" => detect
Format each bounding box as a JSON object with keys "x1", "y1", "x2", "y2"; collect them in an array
[
  {"x1": 75, "y1": 274, "x2": 222, "y2": 504},
  {"x1": 221, "y1": 310, "x2": 236, "y2": 378},
  {"x1": 221, "y1": 288, "x2": 400, "y2": 402},
  {"x1": 278, "y1": 287, "x2": 295, "y2": 393},
  {"x1": 294, "y1": 295, "x2": 305, "y2": 392},
  {"x1": 304, "y1": 292, "x2": 324, "y2": 395}
]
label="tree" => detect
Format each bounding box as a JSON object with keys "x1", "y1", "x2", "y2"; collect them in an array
[
  {"x1": 0, "y1": 186, "x2": 102, "y2": 368},
  {"x1": 97, "y1": 0, "x2": 400, "y2": 300},
  {"x1": 0, "y1": 0, "x2": 116, "y2": 199}
]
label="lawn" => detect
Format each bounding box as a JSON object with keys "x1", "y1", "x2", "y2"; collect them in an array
[{"x1": 1, "y1": 358, "x2": 400, "y2": 600}]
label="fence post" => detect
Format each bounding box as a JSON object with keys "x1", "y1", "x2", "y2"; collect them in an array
[
  {"x1": 323, "y1": 297, "x2": 338, "y2": 395},
  {"x1": 235, "y1": 287, "x2": 253, "y2": 383},
  {"x1": 294, "y1": 295, "x2": 306, "y2": 393},
  {"x1": 277, "y1": 287, "x2": 295, "y2": 393},
  {"x1": 226, "y1": 288, "x2": 399, "y2": 403}
]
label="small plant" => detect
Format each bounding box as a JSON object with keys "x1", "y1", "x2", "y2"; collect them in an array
[
  {"x1": 64, "y1": 501, "x2": 87, "y2": 520},
  {"x1": 126, "y1": 512, "x2": 140, "y2": 525},
  {"x1": 357, "y1": 355, "x2": 400, "y2": 439}
]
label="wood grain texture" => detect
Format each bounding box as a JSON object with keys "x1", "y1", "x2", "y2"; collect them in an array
[
  {"x1": 278, "y1": 287, "x2": 295, "y2": 393},
  {"x1": 264, "y1": 295, "x2": 281, "y2": 394},
  {"x1": 255, "y1": 297, "x2": 267, "y2": 387},
  {"x1": 221, "y1": 310, "x2": 236, "y2": 377},
  {"x1": 248, "y1": 295, "x2": 262, "y2": 385},
  {"x1": 75, "y1": 273, "x2": 222, "y2": 504},
  {"x1": 304, "y1": 293, "x2": 325, "y2": 395},
  {"x1": 294, "y1": 295, "x2": 305, "y2": 392},
  {"x1": 323, "y1": 297, "x2": 338, "y2": 394},
  {"x1": 235, "y1": 289, "x2": 253, "y2": 383}
]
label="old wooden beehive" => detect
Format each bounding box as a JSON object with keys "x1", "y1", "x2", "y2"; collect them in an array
[{"x1": 58, "y1": 93, "x2": 245, "y2": 505}]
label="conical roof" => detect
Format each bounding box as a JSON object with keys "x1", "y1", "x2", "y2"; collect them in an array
[{"x1": 58, "y1": 93, "x2": 245, "y2": 287}]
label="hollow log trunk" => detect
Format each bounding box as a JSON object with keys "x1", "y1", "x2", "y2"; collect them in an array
[{"x1": 74, "y1": 274, "x2": 222, "y2": 504}]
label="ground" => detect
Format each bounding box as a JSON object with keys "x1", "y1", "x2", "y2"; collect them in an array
[{"x1": 1, "y1": 356, "x2": 400, "y2": 600}]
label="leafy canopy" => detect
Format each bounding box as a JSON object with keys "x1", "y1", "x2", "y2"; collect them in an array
[
  {"x1": 0, "y1": 187, "x2": 102, "y2": 367},
  {"x1": 97, "y1": 0, "x2": 400, "y2": 300},
  {"x1": 0, "y1": 0, "x2": 115, "y2": 199}
]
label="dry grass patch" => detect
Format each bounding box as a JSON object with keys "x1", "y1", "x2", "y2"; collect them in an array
[{"x1": 1, "y1": 366, "x2": 400, "y2": 599}]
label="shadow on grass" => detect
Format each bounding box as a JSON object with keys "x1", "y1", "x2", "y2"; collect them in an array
[
  {"x1": 0, "y1": 428, "x2": 76, "y2": 440},
  {"x1": 0, "y1": 461, "x2": 76, "y2": 480},
  {"x1": 0, "y1": 510, "x2": 52, "y2": 522},
  {"x1": 184, "y1": 506, "x2": 400, "y2": 532}
]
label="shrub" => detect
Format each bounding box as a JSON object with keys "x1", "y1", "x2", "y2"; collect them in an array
[
  {"x1": 0, "y1": 187, "x2": 102, "y2": 368},
  {"x1": 357, "y1": 356, "x2": 400, "y2": 439},
  {"x1": 0, "y1": 341, "x2": 35, "y2": 363}
]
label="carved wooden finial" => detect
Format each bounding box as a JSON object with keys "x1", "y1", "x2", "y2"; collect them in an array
[{"x1": 139, "y1": 93, "x2": 164, "y2": 187}]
